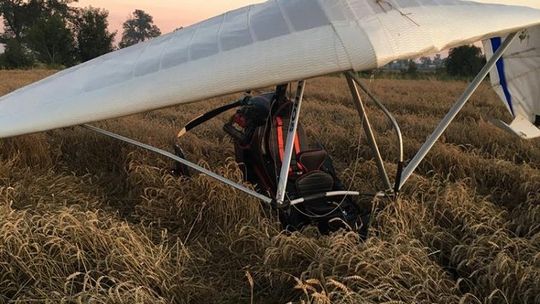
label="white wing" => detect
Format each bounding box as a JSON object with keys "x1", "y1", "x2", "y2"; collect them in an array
[
  {"x1": 1, "y1": 0, "x2": 540, "y2": 138},
  {"x1": 483, "y1": 26, "x2": 540, "y2": 139}
]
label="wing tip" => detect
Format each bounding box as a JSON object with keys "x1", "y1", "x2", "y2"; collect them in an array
[{"x1": 490, "y1": 116, "x2": 540, "y2": 139}]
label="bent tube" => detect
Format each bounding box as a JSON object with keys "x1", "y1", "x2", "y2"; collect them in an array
[{"x1": 290, "y1": 191, "x2": 360, "y2": 206}]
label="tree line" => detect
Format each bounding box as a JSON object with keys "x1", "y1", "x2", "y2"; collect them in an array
[
  {"x1": 0, "y1": 0, "x2": 162, "y2": 69},
  {"x1": 374, "y1": 44, "x2": 486, "y2": 80}
]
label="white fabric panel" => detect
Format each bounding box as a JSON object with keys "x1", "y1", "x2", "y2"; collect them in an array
[
  {"x1": 483, "y1": 25, "x2": 540, "y2": 138},
  {"x1": 250, "y1": 2, "x2": 290, "y2": 41},
  {"x1": 190, "y1": 15, "x2": 223, "y2": 60},
  {"x1": 134, "y1": 34, "x2": 174, "y2": 76},
  {"x1": 494, "y1": 116, "x2": 540, "y2": 139},
  {"x1": 279, "y1": 0, "x2": 330, "y2": 31},
  {"x1": 161, "y1": 27, "x2": 196, "y2": 68},
  {"x1": 220, "y1": 7, "x2": 253, "y2": 51},
  {"x1": 1, "y1": 0, "x2": 540, "y2": 138}
]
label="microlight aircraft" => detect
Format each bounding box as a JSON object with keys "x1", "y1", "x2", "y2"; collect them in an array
[{"x1": 1, "y1": 0, "x2": 539, "y2": 231}]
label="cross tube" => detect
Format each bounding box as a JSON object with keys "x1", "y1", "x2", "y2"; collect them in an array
[{"x1": 398, "y1": 32, "x2": 519, "y2": 190}]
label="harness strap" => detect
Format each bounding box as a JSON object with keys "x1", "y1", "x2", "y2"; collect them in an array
[
  {"x1": 294, "y1": 134, "x2": 306, "y2": 172},
  {"x1": 275, "y1": 116, "x2": 304, "y2": 175},
  {"x1": 294, "y1": 133, "x2": 301, "y2": 156},
  {"x1": 276, "y1": 116, "x2": 285, "y2": 160}
]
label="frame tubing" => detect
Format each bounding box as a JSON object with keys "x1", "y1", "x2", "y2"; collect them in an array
[
  {"x1": 276, "y1": 81, "x2": 306, "y2": 205},
  {"x1": 399, "y1": 32, "x2": 519, "y2": 190},
  {"x1": 345, "y1": 74, "x2": 393, "y2": 191},
  {"x1": 346, "y1": 71, "x2": 404, "y2": 163},
  {"x1": 82, "y1": 124, "x2": 273, "y2": 204},
  {"x1": 290, "y1": 191, "x2": 360, "y2": 206}
]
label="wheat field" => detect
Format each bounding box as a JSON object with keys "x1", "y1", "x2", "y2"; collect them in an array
[{"x1": 0, "y1": 70, "x2": 538, "y2": 303}]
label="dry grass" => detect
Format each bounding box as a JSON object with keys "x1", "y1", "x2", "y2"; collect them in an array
[{"x1": 0, "y1": 70, "x2": 539, "y2": 303}]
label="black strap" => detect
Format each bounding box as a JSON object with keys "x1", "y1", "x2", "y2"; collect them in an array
[{"x1": 177, "y1": 97, "x2": 249, "y2": 138}]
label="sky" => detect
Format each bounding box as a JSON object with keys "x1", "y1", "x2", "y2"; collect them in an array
[
  {"x1": 476, "y1": 0, "x2": 540, "y2": 7},
  {"x1": 74, "y1": 0, "x2": 265, "y2": 36}
]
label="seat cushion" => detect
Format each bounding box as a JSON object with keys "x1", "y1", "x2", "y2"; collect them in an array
[
  {"x1": 297, "y1": 150, "x2": 327, "y2": 172},
  {"x1": 295, "y1": 171, "x2": 334, "y2": 197}
]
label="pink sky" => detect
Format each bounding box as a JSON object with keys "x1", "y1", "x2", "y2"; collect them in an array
[{"x1": 75, "y1": 0, "x2": 264, "y2": 35}]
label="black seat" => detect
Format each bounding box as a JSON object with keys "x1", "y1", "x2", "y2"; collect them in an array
[{"x1": 297, "y1": 150, "x2": 327, "y2": 172}]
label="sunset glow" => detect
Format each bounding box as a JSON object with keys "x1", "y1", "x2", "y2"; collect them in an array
[{"x1": 75, "y1": 0, "x2": 265, "y2": 35}]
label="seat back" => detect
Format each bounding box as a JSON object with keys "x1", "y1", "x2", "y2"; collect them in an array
[{"x1": 266, "y1": 102, "x2": 334, "y2": 198}]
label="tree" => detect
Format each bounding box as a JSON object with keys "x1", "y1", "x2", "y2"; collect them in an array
[
  {"x1": 0, "y1": 0, "x2": 78, "y2": 67},
  {"x1": 74, "y1": 7, "x2": 115, "y2": 62},
  {"x1": 419, "y1": 56, "x2": 432, "y2": 69},
  {"x1": 433, "y1": 54, "x2": 444, "y2": 68},
  {"x1": 0, "y1": 0, "x2": 77, "y2": 43},
  {"x1": 119, "y1": 9, "x2": 161, "y2": 48},
  {"x1": 406, "y1": 59, "x2": 418, "y2": 75},
  {"x1": 446, "y1": 45, "x2": 485, "y2": 78},
  {"x1": 0, "y1": 38, "x2": 33, "y2": 68},
  {"x1": 26, "y1": 13, "x2": 76, "y2": 66},
  {"x1": 0, "y1": 0, "x2": 37, "y2": 43}
]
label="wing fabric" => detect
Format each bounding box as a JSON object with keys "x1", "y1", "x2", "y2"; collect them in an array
[
  {"x1": 1, "y1": 0, "x2": 540, "y2": 138},
  {"x1": 483, "y1": 26, "x2": 540, "y2": 139}
]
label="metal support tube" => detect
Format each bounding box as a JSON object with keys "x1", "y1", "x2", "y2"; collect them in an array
[
  {"x1": 290, "y1": 191, "x2": 361, "y2": 206},
  {"x1": 276, "y1": 81, "x2": 306, "y2": 205},
  {"x1": 346, "y1": 71, "x2": 404, "y2": 163},
  {"x1": 345, "y1": 74, "x2": 393, "y2": 191},
  {"x1": 82, "y1": 124, "x2": 273, "y2": 204},
  {"x1": 398, "y1": 32, "x2": 519, "y2": 190},
  {"x1": 346, "y1": 71, "x2": 405, "y2": 193}
]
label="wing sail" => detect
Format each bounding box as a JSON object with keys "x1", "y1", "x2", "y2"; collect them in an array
[
  {"x1": 483, "y1": 26, "x2": 540, "y2": 139},
  {"x1": 1, "y1": 0, "x2": 540, "y2": 138}
]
